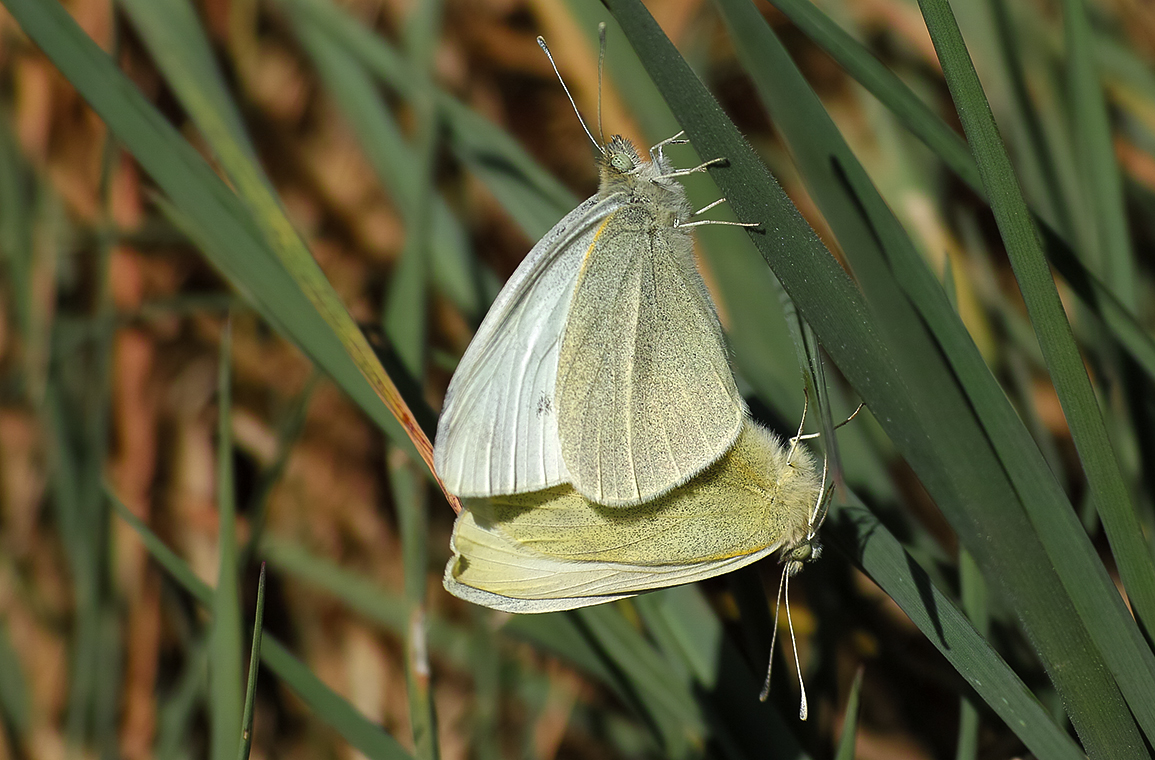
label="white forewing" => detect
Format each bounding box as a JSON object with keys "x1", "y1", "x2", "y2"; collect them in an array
[
  {"x1": 434, "y1": 194, "x2": 623, "y2": 497},
  {"x1": 555, "y1": 205, "x2": 745, "y2": 506}
]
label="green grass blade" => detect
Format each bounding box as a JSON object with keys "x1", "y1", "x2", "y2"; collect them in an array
[
  {"x1": 834, "y1": 667, "x2": 864, "y2": 760},
  {"x1": 606, "y1": 0, "x2": 1143, "y2": 753},
  {"x1": 465, "y1": 613, "x2": 500, "y2": 760},
  {"x1": 765, "y1": 0, "x2": 1155, "y2": 384},
  {"x1": 107, "y1": 491, "x2": 415, "y2": 759},
  {"x1": 210, "y1": 319, "x2": 243, "y2": 760},
  {"x1": 46, "y1": 372, "x2": 100, "y2": 749},
  {"x1": 239, "y1": 374, "x2": 318, "y2": 568},
  {"x1": 257, "y1": 536, "x2": 471, "y2": 664},
  {"x1": 917, "y1": 0, "x2": 1155, "y2": 734},
  {"x1": 261, "y1": 639, "x2": 414, "y2": 760},
  {"x1": 115, "y1": 0, "x2": 257, "y2": 159},
  {"x1": 957, "y1": 0, "x2": 1071, "y2": 235},
  {"x1": 956, "y1": 550, "x2": 986, "y2": 760},
  {"x1": 0, "y1": 620, "x2": 29, "y2": 738},
  {"x1": 19, "y1": 0, "x2": 448, "y2": 497},
  {"x1": 634, "y1": 586, "x2": 810, "y2": 756},
  {"x1": 237, "y1": 564, "x2": 266, "y2": 760},
  {"x1": 108, "y1": 488, "x2": 212, "y2": 601},
  {"x1": 388, "y1": 0, "x2": 441, "y2": 378},
  {"x1": 832, "y1": 69, "x2": 1155, "y2": 760},
  {"x1": 274, "y1": 0, "x2": 574, "y2": 240},
  {"x1": 0, "y1": 114, "x2": 33, "y2": 370},
  {"x1": 284, "y1": 7, "x2": 479, "y2": 323},
  {"x1": 390, "y1": 452, "x2": 440, "y2": 760},
  {"x1": 1061, "y1": 0, "x2": 1137, "y2": 309},
  {"x1": 723, "y1": 0, "x2": 1142, "y2": 701},
  {"x1": 155, "y1": 641, "x2": 206, "y2": 760},
  {"x1": 766, "y1": 0, "x2": 974, "y2": 188},
  {"x1": 575, "y1": 605, "x2": 704, "y2": 757},
  {"x1": 828, "y1": 500, "x2": 1085, "y2": 760}
]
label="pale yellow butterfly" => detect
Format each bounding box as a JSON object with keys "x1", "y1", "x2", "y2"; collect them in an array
[{"x1": 443, "y1": 418, "x2": 824, "y2": 613}]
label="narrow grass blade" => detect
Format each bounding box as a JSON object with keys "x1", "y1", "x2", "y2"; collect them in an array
[
  {"x1": 261, "y1": 639, "x2": 414, "y2": 760},
  {"x1": 11, "y1": 0, "x2": 454, "y2": 506},
  {"x1": 107, "y1": 491, "x2": 415, "y2": 759},
  {"x1": 575, "y1": 605, "x2": 704, "y2": 757},
  {"x1": 108, "y1": 489, "x2": 211, "y2": 600},
  {"x1": 210, "y1": 319, "x2": 243, "y2": 760},
  {"x1": 155, "y1": 641, "x2": 206, "y2": 760},
  {"x1": 634, "y1": 586, "x2": 809, "y2": 756},
  {"x1": 765, "y1": 0, "x2": 1155, "y2": 384},
  {"x1": 956, "y1": 550, "x2": 986, "y2": 760},
  {"x1": 388, "y1": 0, "x2": 442, "y2": 378},
  {"x1": 0, "y1": 622, "x2": 29, "y2": 737},
  {"x1": 290, "y1": 16, "x2": 438, "y2": 374},
  {"x1": 237, "y1": 563, "x2": 266, "y2": 760},
  {"x1": 834, "y1": 667, "x2": 864, "y2": 760},
  {"x1": 284, "y1": 1, "x2": 475, "y2": 344},
  {"x1": 390, "y1": 450, "x2": 439, "y2": 760},
  {"x1": 957, "y1": 0, "x2": 1071, "y2": 235},
  {"x1": 465, "y1": 612, "x2": 500, "y2": 760},
  {"x1": 0, "y1": 114, "x2": 34, "y2": 371},
  {"x1": 605, "y1": 0, "x2": 1143, "y2": 753},
  {"x1": 916, "y1": 0, "x2": 1155, "y2": 734},
  {"x1": 281, "y1": 2, "x2": 479, "y2": 319},
  {"x1": 258, "y1": 536, "x2": 471, "y2": 666},
  {"x1": 719, "y1": 0, "x2": 1149, "y2": 724},
  {"x1": 828, "y1": 500, "x2": 1084, "y2": 760},
  {"x1": 1061, "y1": 0, "x2": 1137, "y2": 309},
  {"x1": 274, "y1": 0, "x2": 574, "y2": 241},
  {"x1": 239, "y1": 374, "x2": 318, "y2": 568},
  {"x1": 46, "y1": 354, "x2": 101, "y2": 750}
]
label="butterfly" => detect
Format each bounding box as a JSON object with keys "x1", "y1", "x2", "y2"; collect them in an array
[
  {"x1": 434, "y1": 131, "x2": 746, "y2": 507},
  {"x1": 443, "y1": 418, "x2": 824, "y2": 613}
]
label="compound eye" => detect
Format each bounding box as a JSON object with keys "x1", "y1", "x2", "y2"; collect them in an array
[
  {"x1": 789, "y1": 544, "x2": 813, "y2": 563},
  {"x1": 610, "y1": 152, "x2": 634, "y2": 172}
]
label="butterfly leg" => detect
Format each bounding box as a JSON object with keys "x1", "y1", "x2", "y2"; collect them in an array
[
  {"x1": 788, "y1": 398, "x2": 865, "y2": 463},
  {"x1": 678, "y1": 196, "x2": 762, "y2": 230},
  {"x1": 786, "y1": 391, "x2": 811, "y2": 464},
  {"x1": 656, "y1": 156, "x2": 727, "y2": 180},
  {"x1": 649, "y1": 130, "x2": 689, "y2": 163}
]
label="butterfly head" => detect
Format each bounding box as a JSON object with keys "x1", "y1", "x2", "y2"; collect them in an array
[
  {"x1": 782, "y1": 538, "x2": 822, "y2": 578},
  {"x1": 598, "y1": 135, "x2": 644, "y2": 188}
]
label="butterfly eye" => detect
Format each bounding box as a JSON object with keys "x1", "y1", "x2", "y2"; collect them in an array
[{"x1": 610, "y1": 152, "x2": 634, "y2": 172}]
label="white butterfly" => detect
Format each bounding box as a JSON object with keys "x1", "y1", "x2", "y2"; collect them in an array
[{"x1": 434, "y1": 133, "x2": 746, "y2": 507}]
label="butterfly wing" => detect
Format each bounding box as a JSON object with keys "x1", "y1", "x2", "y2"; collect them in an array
[
  {"x1": 444, "y1": 513, "x2": 767, "y2": 613},
  {"x1": 443, "y1": 423, "x2": 820, "y2": 613},
  {"x1": 435, "y1": 194, "x2": 623, "y2": 498},
  {"x1": 555, "y1": 205, "x2": 745, "y2": 506}
]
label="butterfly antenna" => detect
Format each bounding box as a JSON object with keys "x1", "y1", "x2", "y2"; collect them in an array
[
  {"x1": 784, "y1": 571, "x2": 809, "y2": 720},
  {"x1": 537, "y1": 36, "x2": 603, "y2": 155},
  {"x1": 759, "y1": 565, "x2": 790, "y2": 701},
  {"x1": 596, "y1": 23, "x2": 606, "y2": 146}
]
